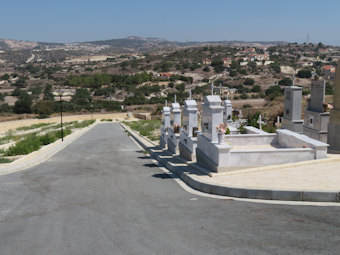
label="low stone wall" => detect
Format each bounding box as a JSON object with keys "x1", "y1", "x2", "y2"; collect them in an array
[
  {"x1": 225, "y1": 134, "x2": 277, "y2": 146},
  {"x1": 229, "y1": 148, "x2": 315, "y2": 167},
  {"x1": 276, "y1": 129, "x2": 328, "y2": 159}
]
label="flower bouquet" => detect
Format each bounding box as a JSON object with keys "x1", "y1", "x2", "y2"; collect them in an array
[{"x1": 173, "y1": 124, "x2": 181, "y2": 133}]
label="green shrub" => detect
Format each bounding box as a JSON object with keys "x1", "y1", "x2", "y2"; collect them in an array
[
  {"x1": 54, "y1": 128, "x2": 72, "y2": 139},
  {"x1": 124, "y1": 119, "x2": 161, "y2": 141},
  {"x1": 0, "y1": 158, "x2": 12, "y2": 164},
  {"x1": 6, "y1": 134, "x2": 42, "y2": 156},
  {"x1": 39, "y1": 133, "x2": 57, "y2": 145},
  {"x1": 70, "y1": 120, "x2": 95, "y2": 129},
  {"x1": 16, "y1": 123, "x2": 51, "y2": 131},
  {"x1": 263, "y1": 125, "x2": 276, "y2": 133}
]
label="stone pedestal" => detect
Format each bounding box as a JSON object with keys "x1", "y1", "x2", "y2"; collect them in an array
[
  {"x1": 159, "y1": 106, "x2": 170, "y2": 149},
  {"x1": 303, "y1": 111, "x2": 329, "y2": 143},
  {"x1": 179, "y1": 100, "x2": 198, "y2": 161},
  {"x1": 167, "y1": 103, "x2": 181, "y2": 154},
  {"x1": 196, "y1": 95, "x2": 232, "y2": 172},
  {"x1": 281, "y1": 86, "x2": 303, "y2": 133},
  {"x1": 223, "y1": 99, "x2": 233, "y2": 123},
  {"x1": 167, "y1": 128, "x2": 180, "y2": 154},
  {"x1": 303, "y1": 80, "x2": 329, "y2": 143},
  {"x1": 328, "y1": 60, "x2": 340, "y2": 153}
]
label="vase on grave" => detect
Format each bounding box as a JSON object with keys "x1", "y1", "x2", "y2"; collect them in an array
[
  {"x1": 192, "y1": 127, "x2": 198, "y2": 137},
  {"x1": 174, "y1": 125, "x2": 180, "y2": 133},
  {"x1": 217, "y1": 132, "x2": 224, "y2": 144}
]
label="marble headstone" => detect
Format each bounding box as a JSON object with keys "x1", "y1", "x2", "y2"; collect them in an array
[
  {"x1": 309, "y1": 80, "x2": 325, "y2": 112},
  {"x1": 171, "y1": 102, "x2": 181, "y2": 126},
  {"x1": 182, "y1": 99, "x2": 198, "y2": 137},
  {"x1": 281, "y1": 86, "x2": 304, "y2": 133},
  {"x1": 201, "y1": 95, "x2": 224, "y2": 143},
  {"x1": 223, "y1": 99, "x2": 233, "y2": 123},
  {"x1": 303, "y1": 80, "x2": 329, "y2": 143},
  {"x1": 162, "y1": 106, "x2": 171, "y2": 128}
]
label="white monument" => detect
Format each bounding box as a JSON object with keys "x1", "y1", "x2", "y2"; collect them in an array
[
  {"x1": 179, "y1": 92, "x2": 199, "y2": 161},
  {"x1": 281, "y1": 76, "x2": 304, "y2": 133},
  {"x1": 196, "y1": 94, "x2": 232, "y2": 172},
  {"x1": 159, "y1": 101, "x2": 171, "y2": 149},
  {"x1": 303, "y1": 80, "x2": 330, "y2": 143},
  {"x1": 328, "y1": 60, "x2": 340, "y2": 153},
  {"x1": 167, "y1": 96, "x2": 182, "y2": 154}
]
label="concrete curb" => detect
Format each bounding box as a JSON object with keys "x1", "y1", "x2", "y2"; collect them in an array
[
  {"x1": 0, "y1": 121, "x2": 100, "y2": 176},
  {"x1": 121, "y1": 123, "x2": 340, "y2": 203}
]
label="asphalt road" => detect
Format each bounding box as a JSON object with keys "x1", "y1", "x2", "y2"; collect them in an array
[{"x1": 0, "y1": 123, "x2": 339, "y2": 255}]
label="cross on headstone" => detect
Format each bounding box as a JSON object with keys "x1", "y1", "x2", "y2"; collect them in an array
[
  {"x1": 257, "y1": 114, "x2": 265, "y2": 130},
  {"x1": 275, "y1": 116, "x2": 281, "y2": 129}
]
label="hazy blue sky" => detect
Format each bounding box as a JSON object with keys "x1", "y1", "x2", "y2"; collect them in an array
[{"x1": 0, "y1": 0, "x2": 339, "y2": 45}]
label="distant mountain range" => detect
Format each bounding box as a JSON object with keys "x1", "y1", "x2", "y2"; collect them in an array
[{"x1": 0, "y1": 36, "x2": 288, "y2": 52}]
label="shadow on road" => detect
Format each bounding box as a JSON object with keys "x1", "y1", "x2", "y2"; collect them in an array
[
  {"x1": 143, "y1": 163, "x2": 158, "y2": 168},
  {"x1": 138, "y1": 156, "x2": 150, "y2": 160},
  {"x1": 152, "y1": 173, "x2": 173, "y2": 179}
]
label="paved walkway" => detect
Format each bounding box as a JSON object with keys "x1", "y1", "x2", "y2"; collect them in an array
[{"x1": 200, "y1": 159, "x2": 340, "y2": 191}]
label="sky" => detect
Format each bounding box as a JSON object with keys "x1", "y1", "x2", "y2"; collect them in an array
[{"x1": 0, "y1": 0, "x2": 339, "y2": 45}]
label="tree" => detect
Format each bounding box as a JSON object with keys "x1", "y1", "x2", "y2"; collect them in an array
[
  {"x1": 153, "y1": 62, "x2": 173, "y2": 72},
  {"x1": 326, "y1": 82, "x2": 334, "y2": 95},
  {"x1": 33, "y1": 100, "x2": 55, "y2": 117},
  {"x1": 14, "y1": 94, "x2": 32, "y2": 113},
  {"x1": 265, "y1": 85, "x2": 283, "y2": 100},
  {"x1": 229, "y1": 70, "x2": 237, "y2": 77},
  {"x1": 94, "y1": 87, "x2": 115, "y2": 97},
  {"x1": 251, "y1": 85, "x2": 261, "y2": 93},
  {"x1": 29, "y1": 86, "x2": 42, "y2": 99},
  {"x1": 270, "y1": 62, "x2": 281, "y2": 73},
  {"x1": 176, "y1": 83, "x2": 185, "y2": 92},
  {"x1": 230, "y1": 61, "x2": 241, "y2": 71},
  {"x1": 211, "y1": 59, "x2": 224, "y2": 73},
  {"x1": 12, "y1": 88, "x2": 27, "y2": 97},
  {"x1": 1, "y1": 74, "x2": 10, "y2": 80},
  {"x1": 43, "y1": 84, "x2": 54, "y2": 101},
  {"x1": 247, "y1": 61, "x2": 257, "y2": 72},
  {"x1": 278, "y1": 77, "x2": 292, "y2": 86},
  {"x1": 203, "y1": 66, "x2": 210, "y2": 72},
  {"x1": 72, "y1": 88, "x2": 91, "y2": 106},
  {"x1": 297, "y1": 69, "x2": 312, "y2": 78},
  {"x1": 14, "y1": 76, "x2": 28, "y2": 87},
  {"x1": 240, "y1": 93, "x2": 248, "y2": 99},
  {"x1": 244, "y1": 78, "x2": 255, "y2": 86},
  {"x1": 0, "y1": 103, "x2": 13, "y2": 113}
]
